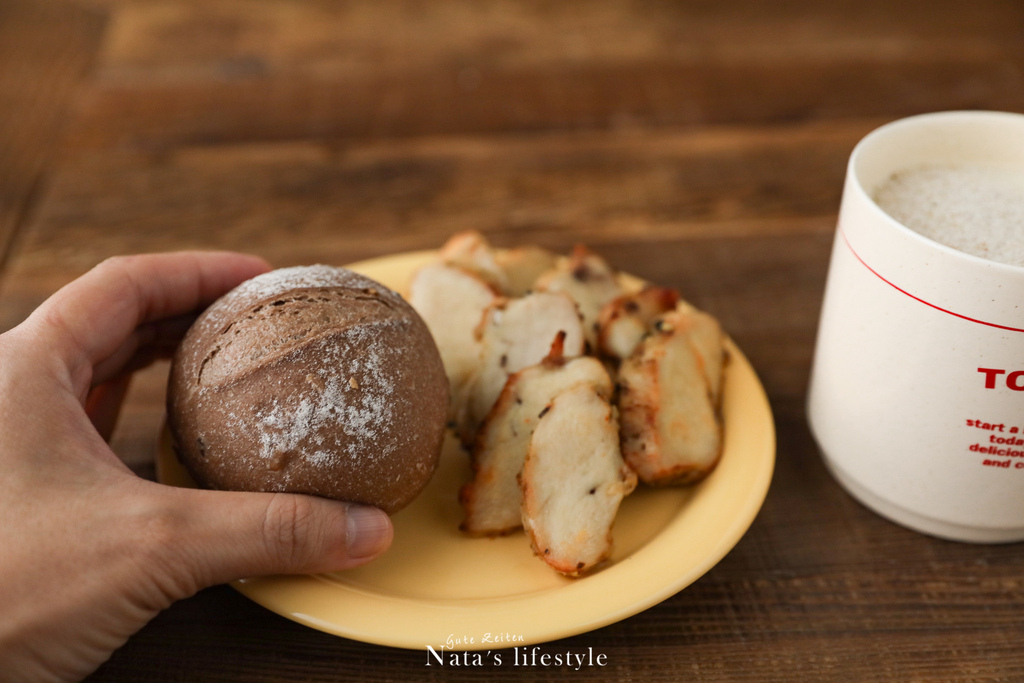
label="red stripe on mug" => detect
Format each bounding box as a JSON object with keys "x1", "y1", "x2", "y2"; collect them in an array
[{"x1": 840, "y1": 228, "x2": 1024, "y2": 334}]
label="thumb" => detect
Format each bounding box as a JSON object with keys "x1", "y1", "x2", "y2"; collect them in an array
[{"x1": 164, "y1": 487, "x2": 393, "y2": 588}]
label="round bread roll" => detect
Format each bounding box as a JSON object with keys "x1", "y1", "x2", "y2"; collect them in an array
[{"x1": 167, "y1": 264, "x2": 449, "y2": 514}]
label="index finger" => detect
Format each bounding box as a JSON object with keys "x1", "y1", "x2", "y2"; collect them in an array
[{"x1": 25, "y1": 251, "x2": 270, "y2": 396}]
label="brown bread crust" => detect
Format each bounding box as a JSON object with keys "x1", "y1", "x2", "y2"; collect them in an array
[{"x1": 167, "y1": 265, "x2": 449, "y2": 514}]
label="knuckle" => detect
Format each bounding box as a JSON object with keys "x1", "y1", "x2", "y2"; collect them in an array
[
  {"x1": 134, "y1": 501, "x2": 184, "y2": 565},
  {"x1": 261, "y1": 494, "x2": 320, "y2": 570},
  {"x1": 94, "y1": 254, "x2": 137, "y2": 273},
  {"x1": 93, "y1": 255, "x2": 149, "y2": 293},
  {"x1": 94, "y1": 255, "x2": 145, "y2": 294},
  {"x1": 129, "y1": 499, "x2": 201, "y2": 602}
]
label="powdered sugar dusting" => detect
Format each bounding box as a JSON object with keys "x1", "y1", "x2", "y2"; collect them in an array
[
  {"x1": 172, "y1": 264, "x2": 445, "y2": 509},
  {"x1": 248, "y1": 319, "x2": 408, "y2": 472},
  {"x1": 233, "y1": 264, "x2": 389, "y2": 303}
]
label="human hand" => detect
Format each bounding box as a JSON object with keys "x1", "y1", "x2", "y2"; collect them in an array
[{"x1": 0, "y1": 253, "x2": 394, "y2": 682}]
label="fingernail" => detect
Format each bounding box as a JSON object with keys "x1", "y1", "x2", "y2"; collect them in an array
[{"x1": 345, "y1": 505, "x2": 393, "y2": 559}]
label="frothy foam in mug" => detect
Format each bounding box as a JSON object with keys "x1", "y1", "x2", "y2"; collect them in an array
[{"x1": 873, "y1": 164, "x2": 1024, "y2": 267}]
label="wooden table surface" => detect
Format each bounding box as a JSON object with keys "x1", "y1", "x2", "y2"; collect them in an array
[{"x1": 4, "y1": 1, "x2": 1024, "y2": 680}]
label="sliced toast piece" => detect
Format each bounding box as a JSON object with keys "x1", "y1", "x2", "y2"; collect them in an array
[
  {"x1": 460, "y1": 337, "x2": 613, "y2": 535},
  {"x1": 617, "y1": 306, "x2": 725, "y2": 485},
  {"x1": 494, "y1": 245, "x2": 558, "y2": 297},
  {"x1": 409, "y1": 262, "x2": 499, "y2": 415},
  {"x1": 438, "y1": 230, "x2": 507, "y2": 291},
  {"x1": 459, "y1": 291, "x2": 585, "y2": 443},
  {"x1": 596, "y1": 286, "x2": 681, "y2": 361},
  {"x1": 681, "y1": 307, "x2": 726, "y2": 405},
  {"x1": 520, "y1": 383, "x2": 637, "y2": 576},
  {"x1": 534, "y1": 245, "x2": 624, "y2": 350}
]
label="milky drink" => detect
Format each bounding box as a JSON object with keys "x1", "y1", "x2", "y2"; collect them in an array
[{"x1": 874, "y1": 163, "x2": 1024, "y2": 267}]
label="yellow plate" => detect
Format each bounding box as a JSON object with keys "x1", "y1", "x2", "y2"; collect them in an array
[{"x1": 157, "y1": 250, "x2": 775, "y2": 651}]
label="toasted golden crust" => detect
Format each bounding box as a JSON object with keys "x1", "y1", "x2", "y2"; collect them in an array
[
  {"x1": 520, "y1": 384, "x2": 637, "y2": 576},
  {"x1": 534, "y1": 245, "x2": 625, "y2": 350},
  {"x1": 438, "y1": 230, "x2": 507, "y2": 291},
  {"x1": 683, "y1": 307, "x2": 727, "y2": 405},
  {"x1": 596, "y1": 286, "x2": 681, "y2": 361},
  {"x1": 460, "y1": 342, "x2": 613, "y2": 536},
  {"x1": 617, "y1": 306, "x2": 725, "y2": 486},
  {"x1": 438, "y1": 231, "x2": 560, "y2": 298}
]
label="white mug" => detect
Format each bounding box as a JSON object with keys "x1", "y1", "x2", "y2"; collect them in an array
[{"x1": 807, "y1": 111, "x2": 1024, "y2": 543}]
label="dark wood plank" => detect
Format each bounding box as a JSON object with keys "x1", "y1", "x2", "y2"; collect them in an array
[
  {"x1": 60, "y1": 0, "x2": 1024, "y2": 152},
  {"x1": 0, "y1": 0, "x2": 106, "y2": 264},
  {"x1": 0, "y1": 119, "x2": 867, "y2": 327},
  {"x1": 64, "y1": 60, "x2": 1024, "y2": 152}
]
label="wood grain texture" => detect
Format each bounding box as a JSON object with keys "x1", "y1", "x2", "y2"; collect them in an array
[
  {"x1": 0, "y1": 0, "x2": 105, "y2": 265},
  {"x1": 0, "y1": 120, "x2": 862, "y2": 324},
  {"x1": 61, "y1": 0, "x2": 1024, "y2": 151},
  {"x1": 0, "y1": 0, "x2": 1022, "y2": 681}
]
